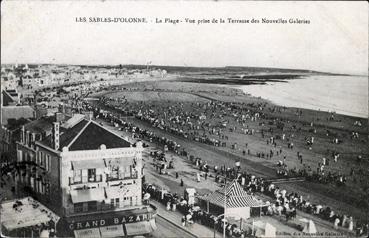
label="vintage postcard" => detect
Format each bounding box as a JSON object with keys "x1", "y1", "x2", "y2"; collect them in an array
[{"x1": 1, "y1": 1, "x2": 368, "y2": 238}]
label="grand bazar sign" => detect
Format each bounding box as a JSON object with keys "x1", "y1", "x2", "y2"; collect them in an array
[{"x1": 68, "y1": 213, "x2": 152, "y2": 230}]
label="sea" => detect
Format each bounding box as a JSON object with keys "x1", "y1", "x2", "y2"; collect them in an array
[{"x1": 238, "y1": 75, "x2": 368, "y2": 118}]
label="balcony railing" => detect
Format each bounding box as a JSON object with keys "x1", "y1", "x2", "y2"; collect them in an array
[
  {"x1": 65, "y1": 201, "x2": 142, "y2": 216},
  {"x1": 106, "y1": 171, "x2": 138, "y2": 182},
  {"x1": 70, "y1": 175, "x2": 103, "y2": 185}
]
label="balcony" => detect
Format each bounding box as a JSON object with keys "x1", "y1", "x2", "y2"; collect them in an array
[
  {"x1": 65, "y1": 201, "x2": 143, "y2": 216},
  {"x1": 69, "y1": 175, "x2": 103, "y2": 185},
  {"x1": 106, "y1": 171, "x2": 138, "y2": 182}
]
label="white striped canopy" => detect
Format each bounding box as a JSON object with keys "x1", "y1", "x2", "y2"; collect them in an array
[{"x1": 198, "y1": 180, "x2": 262, "y2": 208}]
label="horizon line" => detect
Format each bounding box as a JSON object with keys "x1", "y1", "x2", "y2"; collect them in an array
[{"x1": 1, "y1": 62, "x2": 368, "y2": 76}]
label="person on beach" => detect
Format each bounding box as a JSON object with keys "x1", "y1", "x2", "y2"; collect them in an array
[
  {"x1": 181, "y1": 216, "x2": 186, "y2": 226},
  {"x1": 334, "y1": 217, "x2": 340, "y2": 229}
]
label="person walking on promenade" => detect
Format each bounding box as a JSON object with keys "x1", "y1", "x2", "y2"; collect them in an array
[{"x1": 181, "y1": 216, "x2": 186, "y2": 226}]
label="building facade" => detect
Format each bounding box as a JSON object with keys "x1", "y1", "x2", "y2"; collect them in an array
[{"x1": 15, "y1": 114, "x2": 156, "y2": 237}]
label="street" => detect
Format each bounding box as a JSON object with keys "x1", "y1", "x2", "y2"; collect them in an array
[{"x1": 151, "y1": 215, "x2": 197, "y2": 238}]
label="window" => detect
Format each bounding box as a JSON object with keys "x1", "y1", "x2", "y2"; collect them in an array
[
  {"x1": 40, "y1": 152, "x2": 44, "y2": 166},
  {"x1": 28, "y1": 132, "x2": 32, "y2": 147},
  {"x1": 74, "y1": 203, "x2": 83, "y2": 213},
  {"x1": 17, "y1": 150, "x2": 23, "y2": 162},
  {"x1": 110, "y1": 198, "x2": 120, "y2": 208},
  {"x1": 41, "y1": 182, "x2": 45, "y2": 194},
  {"x1": 110, "y1": 164, "x2": 119, "y2": 180},
  {"x1": 83, "y1": 202, "x2": 88, "y2": 212},
  {"x1": 74, "y1": 170, "x2": 82, "y2": 183},
  {"x1": 37, "y1": 151, "x2": 41, "y2": 164},
  {"x1": 45, "y1": 182, "x2": 50, "y2": 195},
  {"x1": 88, "y1": 169, "x2": 96, "y2": 182},
  {"x1": 88, "y1": 201, "x2": 97, "y2": 212},
  {"x1": 46, "y1": 155, "x2": 50, "y2": 171}
]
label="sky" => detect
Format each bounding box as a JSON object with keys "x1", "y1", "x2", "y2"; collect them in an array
[{"x1": 1, "y1": 1, "x2": 368, "y2": 75}]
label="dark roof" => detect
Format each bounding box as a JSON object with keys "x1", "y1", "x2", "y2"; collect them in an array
[
  {"x1": 24, "y1": 117, "x2": 53, "y2": 133},
  {"x1": 38, "y1": 120, "x2": 131, "y2": 151},
  {"x1": 2, "y1": 91, "x2": 15, "y2": 106},
  {"x1": 59, "y1": 120, "x2": 89, "y2": 148},
  {"x1": 68, "y1": 121, "x2": 131, "y2": 151},
  {"x1": 6, "y1": 118, "x2": 30, "y2": 131},
  {"x1": 1, "y1": 106, "x2": 35, "y2": 125},
  {"x1": 39, "y1": 119, "x2": 88, "y2": 149}
]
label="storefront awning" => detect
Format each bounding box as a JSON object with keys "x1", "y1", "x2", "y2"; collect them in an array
[
  {"x1": 125, "y1": 221, "x2": 155, "y2": 236},
  {"x1": 71, "y1": 188, "x2": 105, "y2": 204},
  {"x1": 74, "y1": 228, "x2": 101, "y2": 238},
  {"x1": 100, "y1": 224, "x2": 124, "y2": 238},
  {"x1": 72, "y1": 160, "x2": 106, "y2": 170}
]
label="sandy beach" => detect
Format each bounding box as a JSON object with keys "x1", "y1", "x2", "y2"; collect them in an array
[{"x1": 89, "y1": 79, "x2": 369, "y2": 227}]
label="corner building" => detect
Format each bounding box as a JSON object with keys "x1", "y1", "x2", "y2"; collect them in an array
[{"x1": 17, "y1": 115, "x2": 156, "y2": 237}]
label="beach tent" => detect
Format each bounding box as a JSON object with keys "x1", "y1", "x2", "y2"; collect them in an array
[
  {"x1": 301, "y1": 219, "x2": 317, "y2": 234},
  {"x1": 253, "y1": 221, "x2": 276, "y2": 238},
  {"x1": 197, "y1": 180, "x2": 263, "y2": 220}
]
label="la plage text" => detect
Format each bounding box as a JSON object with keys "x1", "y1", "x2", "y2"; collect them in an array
[{"x1": 76, "y1": 17, "x2": 147, "y2": 23}]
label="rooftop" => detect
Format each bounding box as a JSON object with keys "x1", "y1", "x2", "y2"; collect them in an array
[
  {"x1": 67, "y1": 120, "x2": 131, "y2": 151},
  {"x1": 1, "y1": 106, "x2": 35, "y2": 125},
  {"x1": 24, "y1": 116, "x2": 54, "y2": 133},
  {"x1": 0, "y1": 197, "x2": 60, "y2": 231},
  {"x1": 39, "y1": 119, "x2": 131, "y2": 152}
]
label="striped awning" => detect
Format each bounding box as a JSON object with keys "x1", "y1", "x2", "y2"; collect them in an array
[{"x1": 198, "y1": 180, "x2": 262, "y2": 208}]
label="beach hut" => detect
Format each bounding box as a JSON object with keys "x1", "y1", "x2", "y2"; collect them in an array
[
  {"x1": 197, "y1": 180, "x2": 263, "y2": 220},
  {"x1": 252, "y1": 221, "x2": 276, "y2": 238}
]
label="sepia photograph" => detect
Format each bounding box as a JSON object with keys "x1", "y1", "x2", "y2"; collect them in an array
[{"x1": 0, "y1": 1, "x2": 368, "y2": 238}]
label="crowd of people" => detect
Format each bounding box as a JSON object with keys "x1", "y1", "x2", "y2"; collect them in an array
[
  {"x1": 143, "y1": 183, "x2": 256, "y2": 238},
  {"x1": 98, "y1": 94, "x2": 366, "y2": 191},
  {"x1": 188, "y1": 155, "x2": 368, "y2": 236},
  {"x1": 79, "y1": 92, "x2": 368, "y2": 237}
]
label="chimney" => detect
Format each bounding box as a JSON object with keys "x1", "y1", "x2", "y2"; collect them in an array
[
  {"x1": 52, "y1": 122, "x2": 60, "y2": 150},
  {"x1": 55, "y1": 112, "x2": 64, "y2": 122},
  {"x1": 59, "y1": 103, "x2": 66, "y2": 114},
  {"x1": 84, "y1": 111, "x2": 93, "y2": 121}
]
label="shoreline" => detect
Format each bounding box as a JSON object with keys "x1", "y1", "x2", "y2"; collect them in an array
[
  {"x1": 177, "y1": 74, "x2": 368, "y2": 119},
  {"x1": 234, "y1": 84, "x2": 368, "y2": 119}
]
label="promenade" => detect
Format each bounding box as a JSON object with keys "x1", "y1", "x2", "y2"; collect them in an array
[{"x1": 151, "y1": 200, "x2": 223, "y2": 238}]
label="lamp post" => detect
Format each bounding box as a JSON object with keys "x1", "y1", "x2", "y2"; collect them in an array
[
  {"x1": 213, "y1": 219, "x2": 217, "y2": 238},
  {"x1": 214, "y1": 214, "x2": 226, "y2": 238}
]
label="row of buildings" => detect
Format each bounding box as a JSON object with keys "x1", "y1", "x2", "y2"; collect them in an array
[{"x1": 1, "y1": 64, "x2": 167, "y2": 91}]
